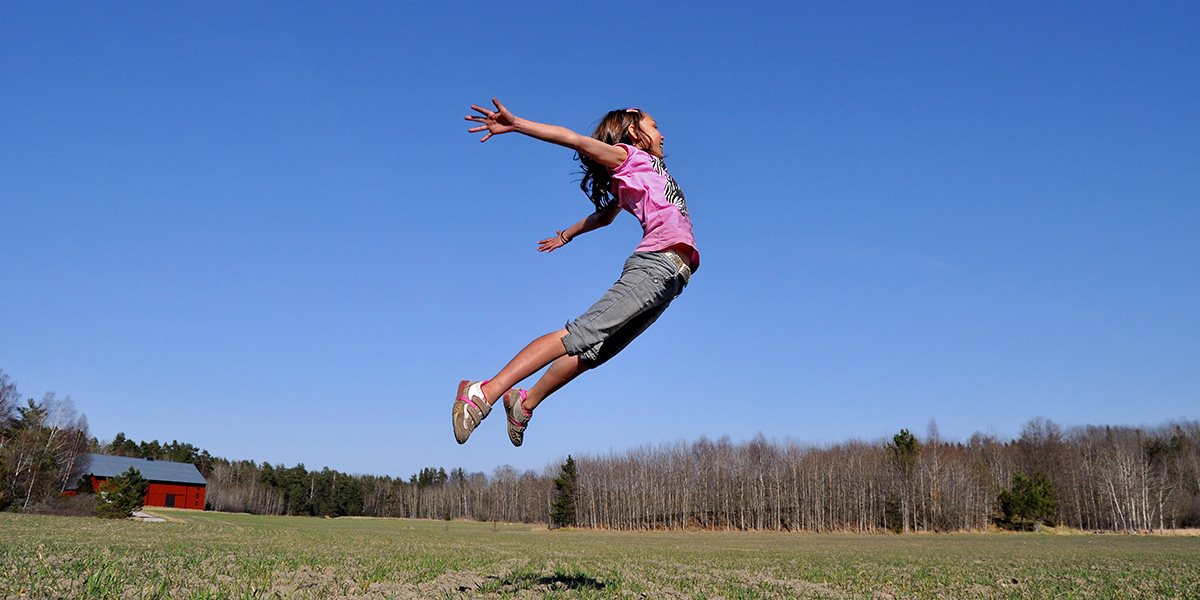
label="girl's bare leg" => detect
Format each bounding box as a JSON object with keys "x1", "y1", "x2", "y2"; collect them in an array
[
  {"x1": 480, "y1": 329, "x2": 591, "y2": 412},
  {"x1": 523, "y1": 354, "x2": 589, "y2": 411},
  {"x1": 480, "y1": 329, "x2": 570, "y2": 403}
]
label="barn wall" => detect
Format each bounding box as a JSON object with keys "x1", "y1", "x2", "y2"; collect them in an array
[
  {"x1": 146, "y1": 483, "x2": 206, "y2": 510},
  {"x1": 91, "y1": 477, "x2": 207, "y2": 510}
]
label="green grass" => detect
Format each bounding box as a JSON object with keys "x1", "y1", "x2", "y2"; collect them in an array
[{"x1": 2, "y1": 510, "x2": 1198, "y2": 599}]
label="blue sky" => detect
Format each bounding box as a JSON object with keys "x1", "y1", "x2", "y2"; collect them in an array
[{"x1": 2, "y1": 2, "x2": 1197, "y2": 478}]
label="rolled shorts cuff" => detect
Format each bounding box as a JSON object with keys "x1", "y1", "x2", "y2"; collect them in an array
[{"x1": 561, "y1": 320, "x2": 592, "y2": 358}]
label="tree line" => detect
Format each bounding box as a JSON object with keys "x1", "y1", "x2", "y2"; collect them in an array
[
  {"x1": 109, "y1": 418, "x2": 1200, "y2": 534},
  {"x1": 3, "y1": 369, "x2": 1199, "y2": 532},
  {"x1": 564, "y1": 419, "x2": 1200, "y2": 533}
]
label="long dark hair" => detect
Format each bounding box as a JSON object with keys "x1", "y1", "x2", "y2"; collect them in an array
[{"x1": 578, "y1": 108, "x2": 648, "y2": 211}]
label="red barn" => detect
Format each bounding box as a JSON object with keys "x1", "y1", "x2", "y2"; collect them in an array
[{"x1": 86, "y1": 453, "x2": 207, "y2": 510}]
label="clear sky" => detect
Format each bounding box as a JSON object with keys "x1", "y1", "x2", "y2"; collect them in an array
[{"x1": 2, "y1": 2, "x2": 1197, "y2": 478}]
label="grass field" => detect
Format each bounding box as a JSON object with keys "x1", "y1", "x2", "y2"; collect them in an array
[{"x1": 1, "y1": 510, "x2": 1198, "y2": 599}]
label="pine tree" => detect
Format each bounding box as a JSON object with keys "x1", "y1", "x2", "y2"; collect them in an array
[
  {"x1": 95, "y1": 467, "x2": 149, "y2": 519},
  {"x1": 550, "y1": 455, "x2": 577, "y2": 529},
  {"x1": 998, "y1": 470, "x2": 1059, "y2": 530},
  {"x1": 883, "y1": 492, "x2": 903, "y2": 533},
  {"x1": 887, "y1": 429, "x2": 922, "y2": 533}
]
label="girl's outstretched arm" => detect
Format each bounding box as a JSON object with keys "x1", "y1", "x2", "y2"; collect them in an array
[
  {"x1": 466, "y1": 98, "x2": 628, "y2": 168},
  {"x1": 537, "y1": 206, "x2": 619, "y2": 253}
]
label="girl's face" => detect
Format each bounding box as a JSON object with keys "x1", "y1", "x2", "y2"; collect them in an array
[{"x1": 632, "y1": 113, "x2": 664, "y2": 158}]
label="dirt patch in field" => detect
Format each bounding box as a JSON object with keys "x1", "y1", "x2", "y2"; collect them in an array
[
  {"x1": 267, "y1": 565, "x2": 491, "y2": 598},
  {"x1": 731, "y1": 568, "x2": 848, "y2": 599},
  {"x1": 363, "y1": 569, "x2": 494, "y2": 598},
  {"x1": 264, "y1": 562, "x2": 627, "y2": 599}
]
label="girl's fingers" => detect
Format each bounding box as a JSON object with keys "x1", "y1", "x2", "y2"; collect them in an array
[{"x1": 467, "y1": 99, "x2": 508, "y2": 141}]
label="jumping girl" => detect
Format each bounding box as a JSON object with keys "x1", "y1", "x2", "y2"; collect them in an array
[{"x1": 454, "y1": 98, "x2": 698, "y2": 447}]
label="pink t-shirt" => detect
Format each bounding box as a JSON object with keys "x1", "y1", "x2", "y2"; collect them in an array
[{"x1": 610, "y1": 144, "x2": 700, "y2": 270}]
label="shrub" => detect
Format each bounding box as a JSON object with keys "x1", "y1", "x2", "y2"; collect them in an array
[
  {"x1": 95, "y1": 467, "x2": 149, "y2": 519},
  {"x1": 28, "y1": 493, "x2": 97, "y2": 517}
]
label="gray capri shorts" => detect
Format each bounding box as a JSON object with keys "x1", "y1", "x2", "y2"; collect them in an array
[{"x1": 561, "y1": 250, "x2": 691, "y2": 368}]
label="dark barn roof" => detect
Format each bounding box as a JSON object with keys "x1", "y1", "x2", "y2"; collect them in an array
[{"x1": 86, "y1": 453, "x2": 207, "y2": 486}]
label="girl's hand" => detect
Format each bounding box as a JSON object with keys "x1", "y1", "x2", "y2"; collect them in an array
[
  {"x1": 537, "y1": 230, "x2": 569, "y2": 253},
  {"x1": 466, "y1": 98, "x2": 516, "y2": 142}
]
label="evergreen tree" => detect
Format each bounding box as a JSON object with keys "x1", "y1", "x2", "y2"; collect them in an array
[
  {"x1": 998, "y1": 470, "x2": 1059, "y2": 530},
  {"x1": 95, "y1": 467, "x2": 149, "y2": 519},
  {"x1": 105, "y1": 432, "x2": 142, "y2": 457},
  {"x1": 883, "y1": 492, "x2": 903, "y2": 533},
  {"x1": 887, "y1": 429, "x2": 922, "y2": 533},
  {"x1": 551, "y1": 455, "x2": 578, "y2": 528},
  {"x1": 887, "y1": 429, "x2": 922, "y2": 469}
]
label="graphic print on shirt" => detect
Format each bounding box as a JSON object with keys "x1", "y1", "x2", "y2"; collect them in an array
[{"x1": 650, "y1": 156, "x2": 689, "y2": 218}]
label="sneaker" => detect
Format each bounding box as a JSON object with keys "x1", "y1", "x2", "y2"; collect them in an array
[
  {"x1": 452, "y1": 380, "x2": 492, "y2": 444},
  {"x1": 503, "y1": 388, "x2": 531, "y2": 447}
]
